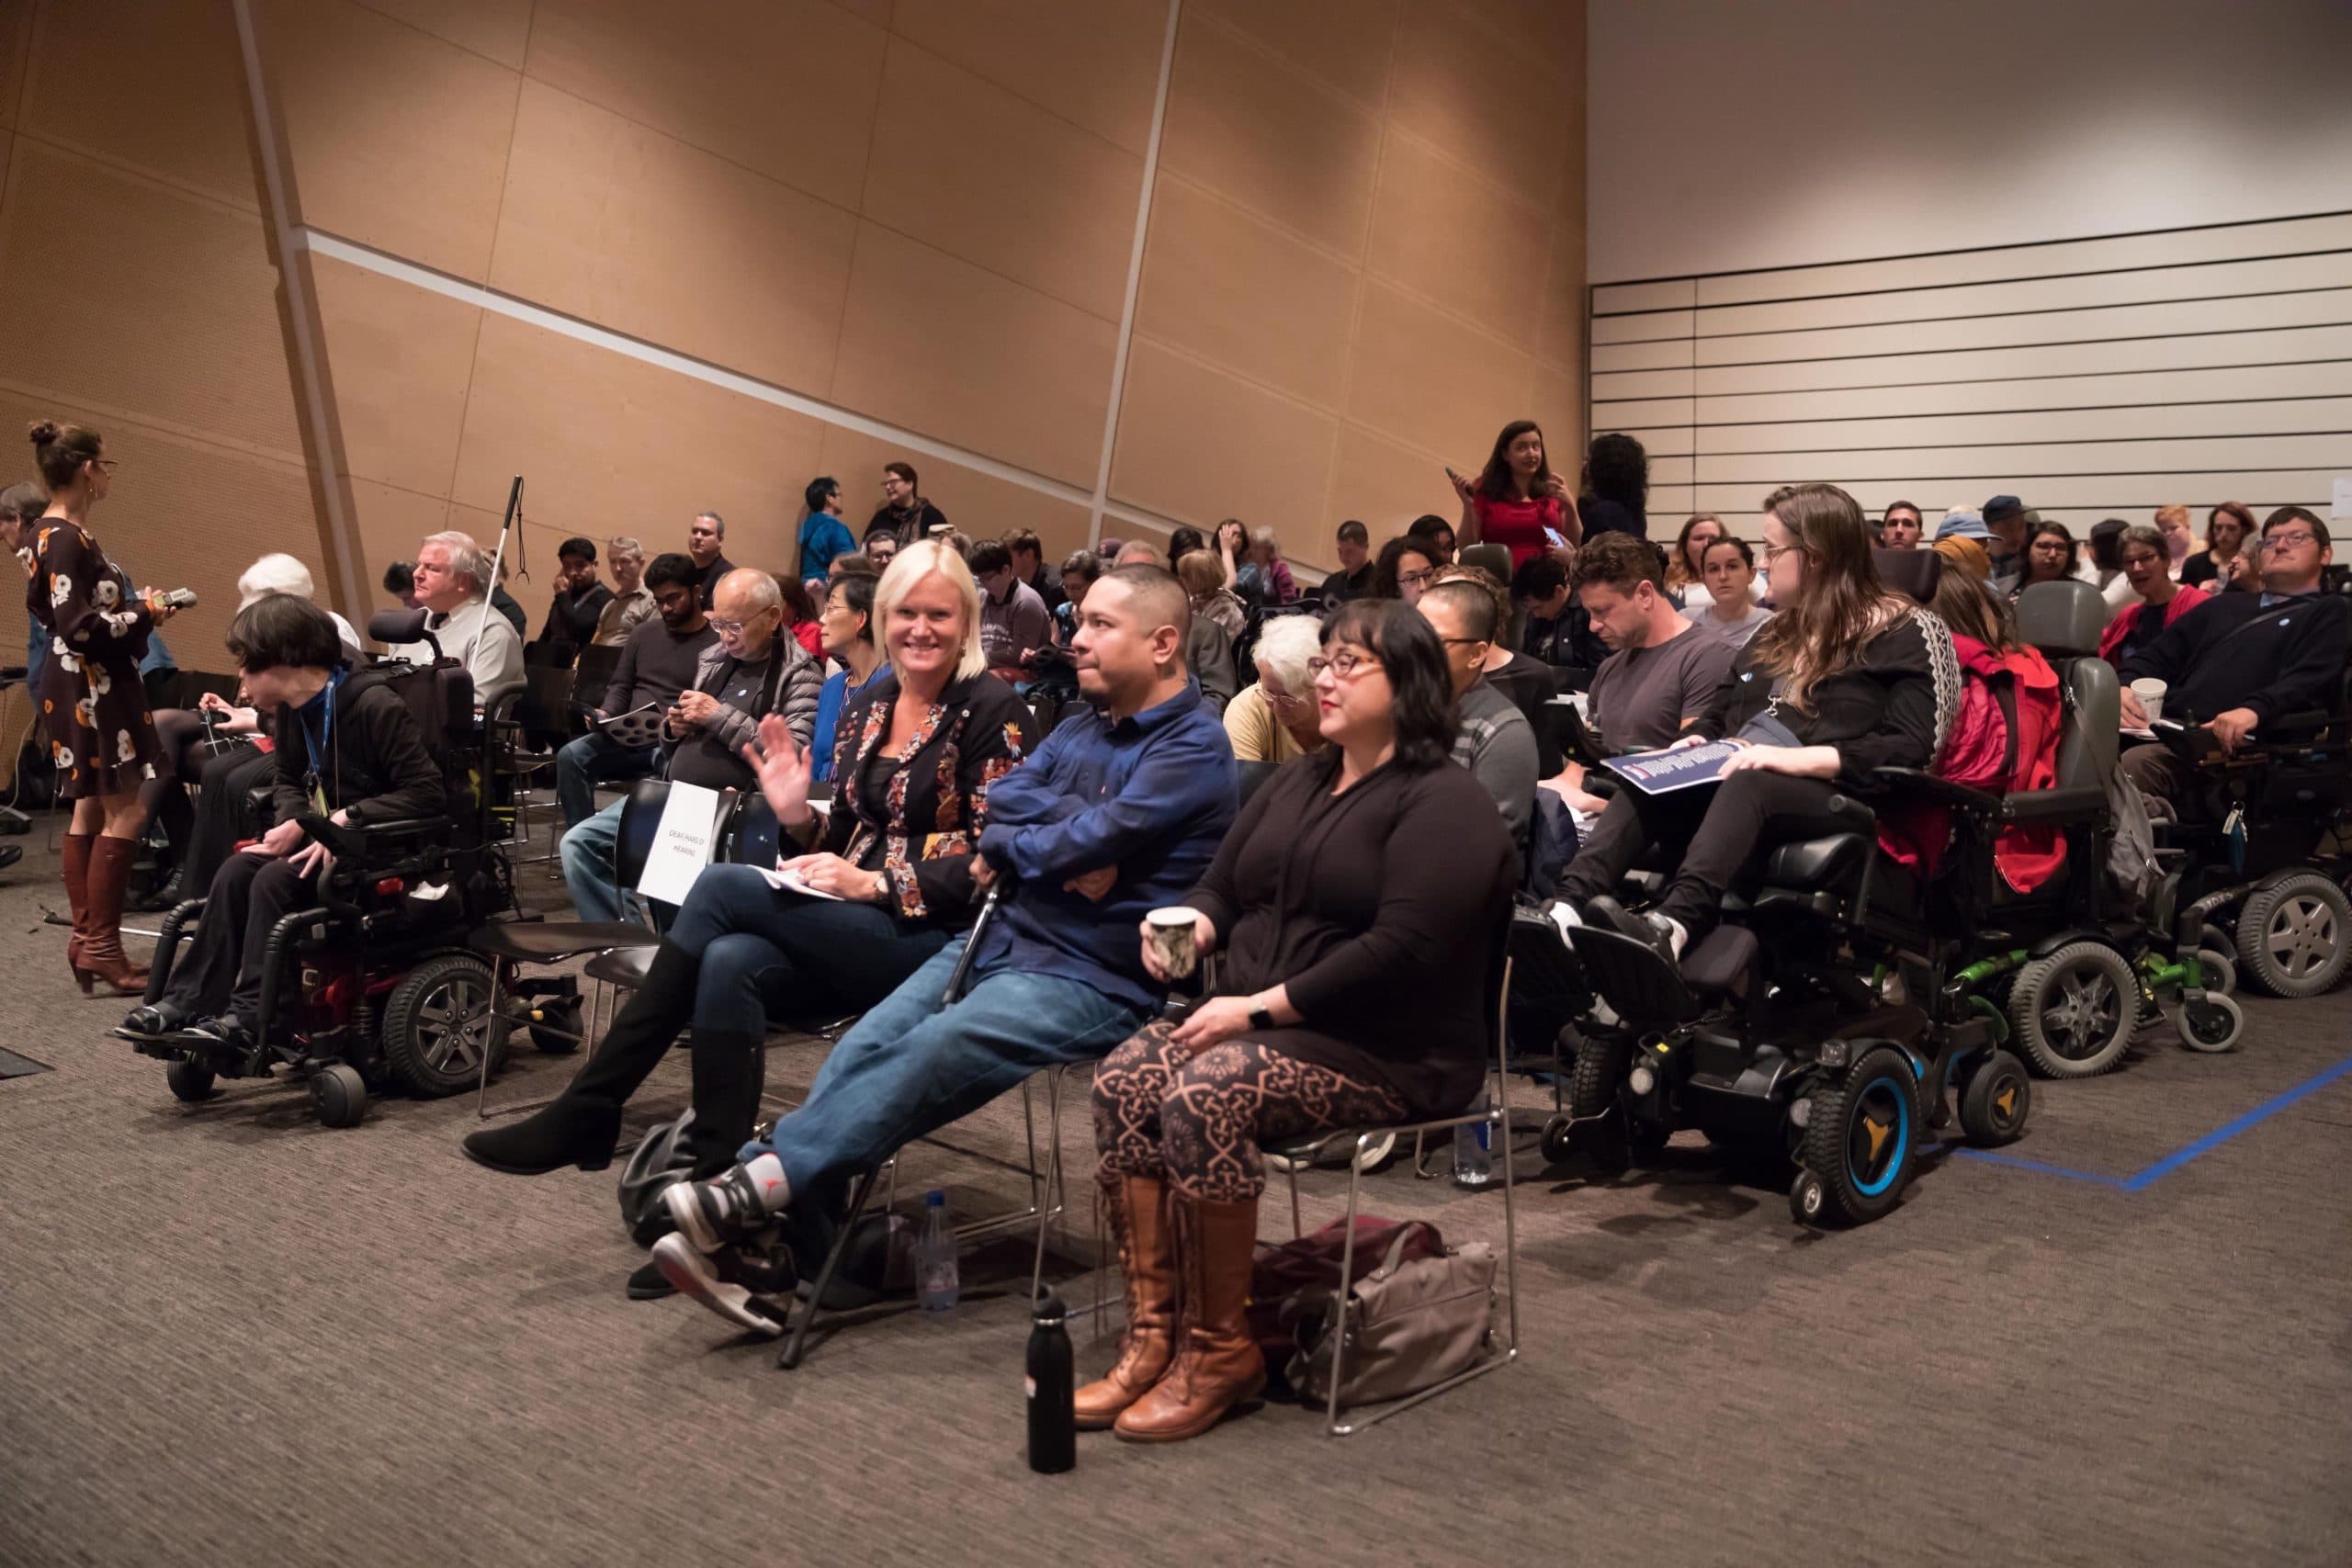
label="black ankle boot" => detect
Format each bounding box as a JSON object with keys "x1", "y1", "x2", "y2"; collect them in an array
[{"x1": 462, "y1": 1097, "x2": 625, "y2": 1175}]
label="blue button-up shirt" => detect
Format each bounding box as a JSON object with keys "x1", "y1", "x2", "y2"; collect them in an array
[{"x1": 975, "y1": 679, "x2": 1236, "y2": 1011}]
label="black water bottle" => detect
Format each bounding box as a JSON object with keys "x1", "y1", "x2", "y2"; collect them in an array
[{"x1": 1026, "y1": 1287, "x2": 1075, "y2": 1473}]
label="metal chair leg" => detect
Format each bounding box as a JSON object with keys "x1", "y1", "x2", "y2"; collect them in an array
[{"x1": 778, "y1": 1168, "x2": 881, "y2": 1371}]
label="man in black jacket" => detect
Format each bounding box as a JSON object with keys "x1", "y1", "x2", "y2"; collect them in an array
[
  {"x1": 121, "y1": 596, "x2": 447, "y2": 1046},
  {"x1": 2120, "y1": 505, "x2": 2348, "y2": 812},
  {"x1": 532, "y1": 536, "x2": 613, "y2": 659},
  {"x1": 867, "y1": 460, "x2": 948, "y2": 547}
]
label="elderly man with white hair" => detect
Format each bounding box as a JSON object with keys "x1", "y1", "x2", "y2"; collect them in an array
[
  {"x1": 1222, "y1": 615, "x2": 1326, "y2": 764},
  {"x1": 593, "y1": 536, "x2": 654, "y2": 647},
  {"x1": 384, "y1": 530, "x2": 524, "y2": 710},
  {"x1": 238, "y1": 552, "x2": 364, "y2": 662}
]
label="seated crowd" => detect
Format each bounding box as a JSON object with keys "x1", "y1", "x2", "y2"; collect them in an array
[{"x1": 51, "y1": 412, "x2": 2348, "y2": 1447}]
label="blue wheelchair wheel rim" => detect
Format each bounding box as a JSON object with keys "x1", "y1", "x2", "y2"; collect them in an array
[{"x1": 1847, "y1": 1074, "x2": 1910, "y2": 1197}]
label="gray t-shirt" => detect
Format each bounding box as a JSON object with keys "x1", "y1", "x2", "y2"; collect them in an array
[
  {"x1": 1449, "y1": 678, "x2": 1538, "y2": 845},
  {"x1": 1587, "y1": 626, "x2": 1736, "y2": 755}
]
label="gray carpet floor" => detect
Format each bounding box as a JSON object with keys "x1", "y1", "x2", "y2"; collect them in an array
[{"x1": 2, "y1": 829, "x2": 2348, "y2": 1567}]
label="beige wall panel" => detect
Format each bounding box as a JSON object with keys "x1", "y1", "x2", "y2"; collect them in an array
[
  {"x1": 1592, "y1": 309, "x2": 1692, "y2": 346},
  {"x1": 1187, "y1": 0, "x2": 1396, "y2": 110},
  {"x1": 1366, "y1": 132, "x2": 1547, "y2": 341},
  {"x1": 1131, "y1": 175, "x2": 1357, "y2": 409},
  {"x1": 1700, "y1": 434, "x2": 2351, "y2": 487},
  {"x1": 832, "y1": 0, "x2": 894, "y2": 27},
  {"x1": 860, "y1": 39, "x2": 1142, "y2": 323},
  {"x1": 449, "y1": 314, "x2": 826, "y2": 573},
  {"x1": 1592, "y1": 367, "x2": 1696, "y2": 402},
  {"x1": 25, "y1": 0, "x2": 256, "y2": 210},
  {"x1": 1691, "y1": 472, "x2": 2344, "y2": 515},
  {"x1": 816, "y1": 423, "x2": 1091, "y2": 562},
  {"x1": 1702, "y1": 399, "x2": 2352, "y2": 456},
  {"x1": 1387, "y1": 0, "x2": 1574, "y2": 210},
  {"x1": 1592, "y1": 338, "x2": 1695, "y2": 373},
  {"x1": 1589, "y1": 396, "x2": 1693, "y2": 429},
  {"x1": 0, "y1": 390, "x2": 320, "y2": 656},
  {"x1": 346, "y1": 477, "x2": 453, "y2": 612},
  {"x1": 310, "y1": 254, "x2": 481, "y2": 497},
  {"x1": 1526, "y1": 359, "x2": 1582, "y2": 458},
  {"x1": 525, "y1": 0, "x2": 885, "y2": 214},
  {"x1": 1158, "y1": 14, "x2": 1382, "y2": 258},
  {"x1": 888, "y1": 0, "x2": 1167, "y2": 155},
  {"x1": 831, "y1": 222, "x2": 1115, "y2": 487},
  {"x1": 0, "y1": 3, "x2": 29, "y2": 130},
  {"x1": 1593, "y1": 278, "x2": 1696, "y2": 315},
  {"x1": 1110, "y1": 341, "x2": 1336, "y2": 545},
  {"x1": 266, "y1": 0, "x2": 519, "y2": 281},
  {"x1": 353, "y1": 0, "x2": 534, "y2": 68},
  {"x1": 1437, "y1": 0, "x2": 1582, "y2": 77},
  {"x1": 1694, "y1": 363, "x2": 2352, "y2": 425},
  {"x1": 1325, "y1": 423, "x2": 1455, "y2": 541},
  {"x1": 1697, "y1": 324, "x2": 2352, "y2": 399},
  {"x1": 1537, "y1": 225, "x2": 1586, "y2": 372},
  {"x1": 492, "y1": 82, "x2": 856, "y2": 394},
  {"x1": 0, "y1": 146, "x2": 301, "y2": 457},
  {"x1": 1346, "y1": 283, "x2": 1534, "y2": 468}
]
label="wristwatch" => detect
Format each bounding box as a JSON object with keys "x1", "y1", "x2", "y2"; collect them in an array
[{"x1": 1247, "y1": 1002, "x2": 1274, "y2": 1032}]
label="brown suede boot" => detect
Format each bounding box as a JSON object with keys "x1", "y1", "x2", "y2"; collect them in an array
[
  {"x1": 1074, "y1": 1170, "x2": 1177, "y2": 1429},
  {"x1": 61, "y1": 829, "x2": 95, "y2": 988},
  {"x1": 79, "y1": 835, "x2": 150, "y2": 996},
  {"x1": 1114, "y1": 1192, "x2": 1265, "y2": 1443}
]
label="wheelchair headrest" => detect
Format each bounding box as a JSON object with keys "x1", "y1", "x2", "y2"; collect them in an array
[
  {"x1": 1873, "y1": 547, "x2": 1941, "y2": 606},
  {"x1": 1458, "y1": 542, "x2": 1511, "y2": 585},
  {"x1": 2017, "y1": 579, "x2": 2105, "y2": 658},
  {"x1": 369, "y1": 607, "x2": 433, "y2": 650}
]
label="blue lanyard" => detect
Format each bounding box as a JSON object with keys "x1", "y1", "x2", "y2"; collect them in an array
[{"x1": 300, "y1": 667, "x2": 343, "y2": 781}]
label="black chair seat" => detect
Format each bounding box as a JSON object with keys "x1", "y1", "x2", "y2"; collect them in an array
[
  {"x1": 1758, "y1": 832, "x2": 1871, "y2": 888},
  {"x1": 470, "y1": 919, "x2": 657, "y2": 963},
  {"x1": 582, "y1": 946, "x2": 654, "y2": 987}
]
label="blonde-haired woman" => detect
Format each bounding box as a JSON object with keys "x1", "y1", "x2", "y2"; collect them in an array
[
  {"x1": 1561, "y1": 481, "x2": 1953, "y2": 962},
  {"x1": 464, "y1": 538, "x2": 1034, "y2": 1203}
]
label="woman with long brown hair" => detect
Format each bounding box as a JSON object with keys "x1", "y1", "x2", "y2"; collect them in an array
[
  {"x1": 26, "y1": 420, "x2": 177, "y2": 992},
  {"x1": 2182, "y1": 501, "x2": 2254, "y2": 589},
  {"x1": 1668, "y1": 513, "x2": 1724, "y2": 602},
  {"x1": 1559, "y1": 481, "x2": 1955, "y2": 960},
  {"x1": 1450, "y1": 418, "x2": 1581, "y2": 569}
]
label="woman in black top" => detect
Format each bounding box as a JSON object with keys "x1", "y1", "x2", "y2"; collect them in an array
[
  {"x1": 1561, "y1": 482, "x2": 1955, "y2": 960},
  {"x1": 1080, "y1": 600, "x2": 1514, "y2": 1444},
  {"x1": 463, "y1": 541, "x2": 1032, "y2": 1193},
  {"x1": 2180, "y1": 501, "x2": 2254, "y2": 589}
]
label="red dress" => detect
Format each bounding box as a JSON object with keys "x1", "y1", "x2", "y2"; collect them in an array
[{"x1": 1471, "y1": 492, "x2": 1565, "y2": 570}]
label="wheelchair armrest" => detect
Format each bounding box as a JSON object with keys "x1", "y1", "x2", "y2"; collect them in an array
[
  {"x1": 1996, "y1": 786, "x2": 2109, "y2": 824},
  {"x1": 2151, "y1": 719, "x2": 2222, "y2": 763},
  {"x1": 1825, "y1": 793, "x2": 1877, "y2": 829},
  {"x1": 295, "y1": 813, "x2": 447, "y2": 858},
  {"x1": 1870, "y1": 766, "x2": 2000, "y2": 815}
]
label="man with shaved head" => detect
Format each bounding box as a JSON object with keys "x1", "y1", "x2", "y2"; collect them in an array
[
  {"x1": 652, "y1": 563, "x2": 1240, "y2": 1334},
  {"x1": 560, "y1": 567, "x2": 821, "y2": 923}
]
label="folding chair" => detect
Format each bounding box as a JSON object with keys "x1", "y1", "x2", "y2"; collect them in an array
[{"x1": 489, "y1": 668, "x2": 573, "y2": 863}]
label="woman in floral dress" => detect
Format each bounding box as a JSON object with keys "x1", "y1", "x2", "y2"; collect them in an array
[{"x1": 26, "y1": 420, "x2": 175, "y2": 993}]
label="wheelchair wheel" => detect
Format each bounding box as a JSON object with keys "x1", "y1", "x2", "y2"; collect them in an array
[
  {"x1": 310, "y1": 1062, "x2": 368, "y2": 1128},
  {"x1": 2192, "y1": 949, "x2": 2237, "y2": 999},
  {"x1": 1567, "y1": 1036, "x2": 1634, "y2": 1175},
  {"x1": 382, "y1": 953, "x2": 498, "y2": 1099},
  {"x1": 2233, "y1": 872, "x2": 2350, "y2": 998},
  {"x1": 2175, "y1": 993, "x2": 2244, "y2": 1054},
  {"x1": 1957, "y1": 1050, "x2": 2030, "y2": 1147},
  {"x1": 2007, "y1": 942, "x2": 2137, "y2": 1079},
  {"x1": 165, "y1": 1056, "x2": 216, "y2": 1103},
  {"x1": 1796, "y1": 1047, "x2": 1919, "y2": 1226}
]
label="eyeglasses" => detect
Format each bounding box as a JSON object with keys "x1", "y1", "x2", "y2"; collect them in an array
[
  {"x1": 1264, "y1": 687, "x2": 1311, "y2": 710},
  {"x1": 1436, "y1": 637, "x2": 1485, "y2": 649},
  {"x1": 2262, "y1": 530, "x2": 2319, "y2": 551},
  {"x1": 708, "y1": 615, "x2": 772, "y2": 635},
  {"x1": 1308, "y1": 649, "x2": 1384, "y2": 681},
  {"x1": 1396, "y1": 570, "x2": 1433, "y2": 590},
  {"x1": 1760, "y1": 542, "x2": 1804, "y2": 564}
]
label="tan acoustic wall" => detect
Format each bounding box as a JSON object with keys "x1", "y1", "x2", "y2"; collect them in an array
[
  {"x1": 1113, "y1": 0, "x2": 1587, "y2": 570},
  {"x1": 266, "y1": 0, "x2": 1584, "y2": 615},
  {"x1": 0, "y1": 0, "x2": 335, "y2": 719}
]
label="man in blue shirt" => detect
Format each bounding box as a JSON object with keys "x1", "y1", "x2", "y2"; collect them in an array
[
  {"x1": 652, "y1": 564, "x2": 1236, "y2": 1332},
  {"x1": 796, "y1": 475, "x2": 855, "y2": 591}
]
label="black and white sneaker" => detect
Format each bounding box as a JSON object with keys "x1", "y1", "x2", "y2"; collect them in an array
[
  {"x1": 662, "y1": 1165, "x2": 774, "y2": 1255},
  {"x1": 650, "y1": 1234, "x2": 797, "y2": 1337},
  {"x1": 1587, "y1": 896, "x2": 1684, "y2": 965},
  {"x1": 183, "y1": 1014, "x2": 256, "y2": 1052},
  {"x1": 118, "y1": 1002, "x2": 190, "y2": 1039}
]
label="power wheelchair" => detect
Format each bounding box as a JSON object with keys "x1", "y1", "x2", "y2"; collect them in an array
[
  {"x1": 119, "y1": 612, "x2": 575, "y2": 1126},
  {"x1": 1544, "y1": 572, "x2": 2139, "y2": 1226}
]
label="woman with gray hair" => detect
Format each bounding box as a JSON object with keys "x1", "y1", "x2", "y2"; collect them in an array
[
  {"x1": 1222, "y1": 614, "x2": 1326, "y2": 763},
  {"x1": 2098, "y1": 521, "x2": 2209, "y2": 666}
]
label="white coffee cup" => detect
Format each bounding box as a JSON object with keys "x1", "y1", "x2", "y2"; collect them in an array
[
  {"x1": 2130, "y1": 677, "x2": 2166, "y2": 725},
  {"x1": 1145, "y1": 907, "x2": 1200, "y2": 978}
]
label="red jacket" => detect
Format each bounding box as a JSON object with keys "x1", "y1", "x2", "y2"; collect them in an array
[
  {"x1": 2097, "y1": 583, "x2": 2206, "y2": 664},
  {"x1": 1878, "y1": 635, "x2": 2066, "y2": 894}
]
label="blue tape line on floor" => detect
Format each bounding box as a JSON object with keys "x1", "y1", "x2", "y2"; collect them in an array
[{"x1": 1954, "y1": 1050, "x2": 2352, "y2": 1191}]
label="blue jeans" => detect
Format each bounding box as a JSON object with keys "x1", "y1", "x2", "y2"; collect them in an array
[
  {"x1": 559, "y1": 799, "x2": 628, "y2": 923},
  {"x1": 669, "y1": 864, "x2": 951, "y2": 1035},
  {"x1": 556, "y1": 731, "x2": 658, "y2": 828},
  {"x1": 742, "y1": 940, "x2": 1148, "y2": 1197}
]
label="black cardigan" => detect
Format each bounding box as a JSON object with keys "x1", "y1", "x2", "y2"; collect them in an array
[
  {"x1": 266, "y1": 669, "x2": 447, "y2": 827},
  {"x1": 790, "y1": 668, "x2": 1034, "y2": 927},
  {"x1": 1692, "y1": 611, "x2": 1948, "y2": 788},
  {"x1": 1185, "y1": 751, "x2": 1516, "y2": 1118}
]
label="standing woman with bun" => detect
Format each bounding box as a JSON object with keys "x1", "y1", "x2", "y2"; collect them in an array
[
  {"x1": 27, "y1": 420, "x2": 174, "y2": 993},
  {"x1": 1451, "y1": 418, "x2": 1581, "y2": 570}
]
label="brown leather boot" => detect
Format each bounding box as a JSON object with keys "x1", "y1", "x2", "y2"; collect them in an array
[
  {"x1": 1114, "y1": 1191, "x2": 1265, "y2": 1443},
  {"x1": 62, "y1": 829, "x2": 95, "y2": 988},
  {"x1": 1074, "y1": 1170, "x2": 1176, "y2": 1429},
  {"x1": 79, "y1": 835, "x2": 150, "y2": 996}
]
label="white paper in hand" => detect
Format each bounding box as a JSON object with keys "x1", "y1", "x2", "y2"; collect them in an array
[
  {"x1": 636, "y1": 781, "x2": 727, "y2": 905},
  {"x1": 752, "y1": 863, "x2": 845, "y2": 901}
]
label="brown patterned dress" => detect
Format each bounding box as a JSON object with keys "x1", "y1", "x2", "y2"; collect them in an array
[{"x1": 28, "y1": 516, "x2": 159, "y2": 798}]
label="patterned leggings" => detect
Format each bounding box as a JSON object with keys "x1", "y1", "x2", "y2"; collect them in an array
[{"x1": 1092, "y1": 1020, "x2": 1408, "y2": 1201}]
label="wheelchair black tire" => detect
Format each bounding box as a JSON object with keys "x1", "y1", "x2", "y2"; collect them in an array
[
  {"x1": 1797, "y1": 1046, "x2": 1919, "y2": 1226},
  {"x1": 1567, "y1": 1035, "x2": 1635, "y2": 1174},
  {"x1": 1957, "y1": 1050, "x2": 2030, "y2": 1147},
  {"x1": 310, "y1": 1062, "x2": 368, "y2": 1128},
  {"x1": 2008, "y1": 941, "x2": 2138, "y2": 1079},
  {"x1": 382, "y1": 953, "x2": 499, "y2": 1099},
  {"x1": 165, "y1": 1056, "x2": 215, "y2": 1103},
  {"x1": 2233, "y1": 872, "x2": 2351, "y2": 999}
]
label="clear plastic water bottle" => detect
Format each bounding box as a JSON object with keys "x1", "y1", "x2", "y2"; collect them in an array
[
  {"x1": 914, "y1": 1189, "x2": 960, "y2": 1314},
  {"x1": 1453, "y1": 1089, "x2": 1494, "y2": 1187}
]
